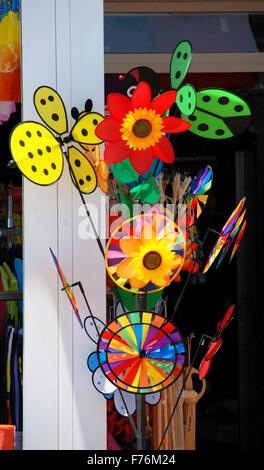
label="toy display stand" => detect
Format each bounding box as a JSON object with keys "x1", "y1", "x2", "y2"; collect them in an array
[
  {"x1": 153, "y1": 367, "x2": 206, "y2": 450},
  {"x1": 183, "y1": 367, "x2": 206, "y2": 450}
]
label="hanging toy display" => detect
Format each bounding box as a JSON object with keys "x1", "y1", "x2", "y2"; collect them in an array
[{"x1": 9, "y1": 39, "x2": 250, "y2": 451}]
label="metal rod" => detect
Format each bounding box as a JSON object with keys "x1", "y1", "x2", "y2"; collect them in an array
[
  {"x1": 135, "y1": 292, "x2": 147, "y2": 450},
  {"x1": 171, "y1": 227, "x2": 220, "y2": 322},
  {"x1": 119, "y1": 391, "x2": 139, "y2": 441},
  {"x1": 64, "y1": 150, "x2": 105, "y2": 258}
]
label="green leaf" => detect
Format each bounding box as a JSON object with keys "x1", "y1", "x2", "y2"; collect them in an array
[
  {"x1": 112, "y1": 158, "x2": 139, "y2": 184},
  {"x1": 130, "y1": 176, "x2": 160, "y2": 204},
  {"x1": 176, "y1": 84, "x2": 196, "y2": 116},
  {"x1": 170, "y1": 41, "x2": 192, "y2": 90},
  {"x1": 182, "y1": 88, "x2": 251, "y2": 140}
]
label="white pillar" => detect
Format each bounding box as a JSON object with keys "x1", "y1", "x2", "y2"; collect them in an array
[{"x1": 22, "y1": 0, "x2": 106, "y2": 450}]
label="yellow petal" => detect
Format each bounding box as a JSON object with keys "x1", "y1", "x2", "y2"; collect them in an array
[
  {"x1": 130, "y1": 277, "x2": 147, "y2": 288},
  {"x1": 150, "y1": 274, "x2": 170, "y2": 287},
  {"x1": 140, "y1": 222, "x2": 155, "y2": 240},
  {"x1": 160, "y1": 231, "x2": 177, "y2": 248},
  {"x1": 116, "y1": 258, "x2": 134, "y2": 278},
  {"x1": 172, "y1": 255, "x2": 183, "y2": 268},
  {"x1": 120, "y1": 237, "x2": 141, "y2": 255}
]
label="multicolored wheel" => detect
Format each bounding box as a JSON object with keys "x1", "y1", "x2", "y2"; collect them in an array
[
  {"x1": 105, "y1": 212, "x2": 186, "y2": 294},
  {"x1": 97, "y1": 312, "x2": 186, "y2": 394}
]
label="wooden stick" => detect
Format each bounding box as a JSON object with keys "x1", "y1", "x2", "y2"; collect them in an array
[
  {"x1": 162, "y1": 389, "x2": 169, "y2": 450},
  {"x1": 170, "y1": 384, "x2": 177, "y2": 449}
]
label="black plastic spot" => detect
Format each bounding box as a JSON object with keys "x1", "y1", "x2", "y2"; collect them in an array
[
  {"x1": 202, "y1": 95, "x2": 211, "y2": 103},
  {"x1": 44, "y1": 169, "x2": 49, "y2": 176},
  {"x1": 198, "y1": 123, "x2": 209, "y2": 131},
  {"x1": 188, "y1": 103, "x2": 192, "y2": 110},
  {"x1": 81, "y1": 128, "x2": 88, "y2": 136},
  {"x1": 31, "y1": 165, "x2": 37, "y2": 172},
  {"x1": 40, "y1": 99, "x2": 46, "y2": 105},
  {"x1": 79, "y1": 179, "x2": 84, "y2": 186},
  {"x1": 26, "y1": 131, "x2": 32, "y2": 138},
  {"x1": 189, "y1": 115, "x2": 197, "y2": 121},
  {"x1": 175, "y1": 71, "x2": 181, "y2": 79},
  {"x1": 86, "y1": 175, "x2": 91, "y2": 182},
  {"x1": 215, "y1": 129, "x2": 225, "y2": 136},
  {"x1": 235, "y1": 105, "x2": 244, "y2": 112},
  {"x1": 48, "y1": 95, "x2": 54, "y2": 102},
  {"x1": 93, "y1": 119, "x2": 98, "y2": 126},
  {"x1": 180, "y1": 95, "x2": 183, "y2": 103},
  {"x1": 37, "y1": 149, "x2": 43, "y2": 155},
  {"x1": 218, "y1": 96, "x2": 229, "y2": 105},
  {"x1": 28, "y1": 152, "x2": 33, "y2": 158},
  {"x1": 46, "y1": 146, "x2": 51, "y2": 153},
  {"x1": 177, "y1": 51, "x2": 181, "y2": 59},
  {"x1": 51, "y1": 163, "x2": 56, "y2": 170},
  {"x1": 183, "y1": 53, "x2": 188, "y2": 60},
  {"x1": 188, "y1": 91, "x2": 191, "y2": 98},
  {"x1": 75, "y1": 159, "x2": 81, "y2": 167},
  {"x1": 52, "y1": 113, "x2": 59, "y2": 121},
  {"x1": 19, "y1": 140, "x2": 25, "y2": 147},
  {"x1": 37, "y1": 130, "x2": 42, "y2": 137}
]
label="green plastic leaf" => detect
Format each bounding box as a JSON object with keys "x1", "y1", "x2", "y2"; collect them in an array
[
  {"x1": 170, "y1": 41, "x2": 192, "y2": 90},
  {"x1": 182, "y1": 88, "x2": 251, "y2": 140},
  {"x1": 118, "y1": 184, "x2": 133, "y2": 219},
  {"x1": 113, "y1": 286, "x2": 163, "y2": 311},
  {"x1": 130, "y1": 176, "x2": 160, "y2": 204},
  {"x1": 176, "y1": 84, "x2": 196, "y2": 116},
  {"x1": 111, "y1": 158, "x2": 139, "y2": 184}
]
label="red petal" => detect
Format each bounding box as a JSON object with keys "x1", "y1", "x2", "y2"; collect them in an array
[
  {"x1": 107, "y1": 93, "x2": 132, "y2": 121},
  {"x1": 162, "y1": 116, "x2": 191, "y2": 134},
  {"x1": 95, "y1": 117, "x2": 121, "y2": 142},
  {"x1": 152, "y1": 136, "x2": 175, "y2": 163},
  {"x1": 151, "y1": 90, "x2": 176, "y2": 115},
  {"x1": 164, "y1": 117, "x2": 191, "y2": 134},
  {"x1": 132, "y1": 81, "x2": 151, "y2": 110},
  {"x1": 129, "y1": 148, "x2": 154, "y2": 175},
  {"x1": 104, "y1": 140, "x2": 129, "y2": 164}
]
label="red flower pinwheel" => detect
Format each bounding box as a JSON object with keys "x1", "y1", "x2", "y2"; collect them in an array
[{"x1": 95, "y1": 81, "x2": 191, "y2": 174}]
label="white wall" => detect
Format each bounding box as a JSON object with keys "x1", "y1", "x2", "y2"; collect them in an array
[{"x1": 22, "y1": 0, "x2": 106, "y2": 450}]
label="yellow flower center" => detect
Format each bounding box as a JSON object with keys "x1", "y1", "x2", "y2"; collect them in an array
[
  {"x1": 143, "y1": 250, "x2": 162, "y2": 270},
  {"x1": 120, "y1": 107, "x2": 163, "y2": 151}
]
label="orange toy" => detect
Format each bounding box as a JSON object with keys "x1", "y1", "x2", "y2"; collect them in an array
[{"x1": 0, "y1": 425, "x2": 15, "y2": 450}]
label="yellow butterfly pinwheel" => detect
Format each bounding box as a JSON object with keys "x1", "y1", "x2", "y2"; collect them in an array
[{"x1": 10, "y1": 86, "x2": 105, "y2": 194}]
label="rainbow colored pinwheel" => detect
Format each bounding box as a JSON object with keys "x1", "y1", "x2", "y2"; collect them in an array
[
  {"x1": 216, "y1": 209, "x2": 246, "y2": 268},
  {"x1": 185, "y1": 165, "x2": 213, "y2": 228},
  {"x1": 203, "y1": 197, "x2": 246, "y2": 273},
  {"x1": 199, "y1": 304, "x2": 235, "y2": 379},
  {"x1": 105, "y1": 212, "x2": 186, "y2": 294},
  {"x1": 87, "y1": 311, "x2": 185, "y2": 395},
  {"x1": 229, "y1": 219, "x2": 247, "y2": 263},
  {"x1": 49, "y1": 248, "x2": 83, "y2": 328}
]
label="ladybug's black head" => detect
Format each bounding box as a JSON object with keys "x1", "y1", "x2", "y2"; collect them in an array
[{"x1": 71, "y1": 99, "x2": 94, "y2": 120}]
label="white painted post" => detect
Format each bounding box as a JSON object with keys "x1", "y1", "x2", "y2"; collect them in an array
[{"x1": 22, "y1": 0, "x2": 106, "y2": 450}]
